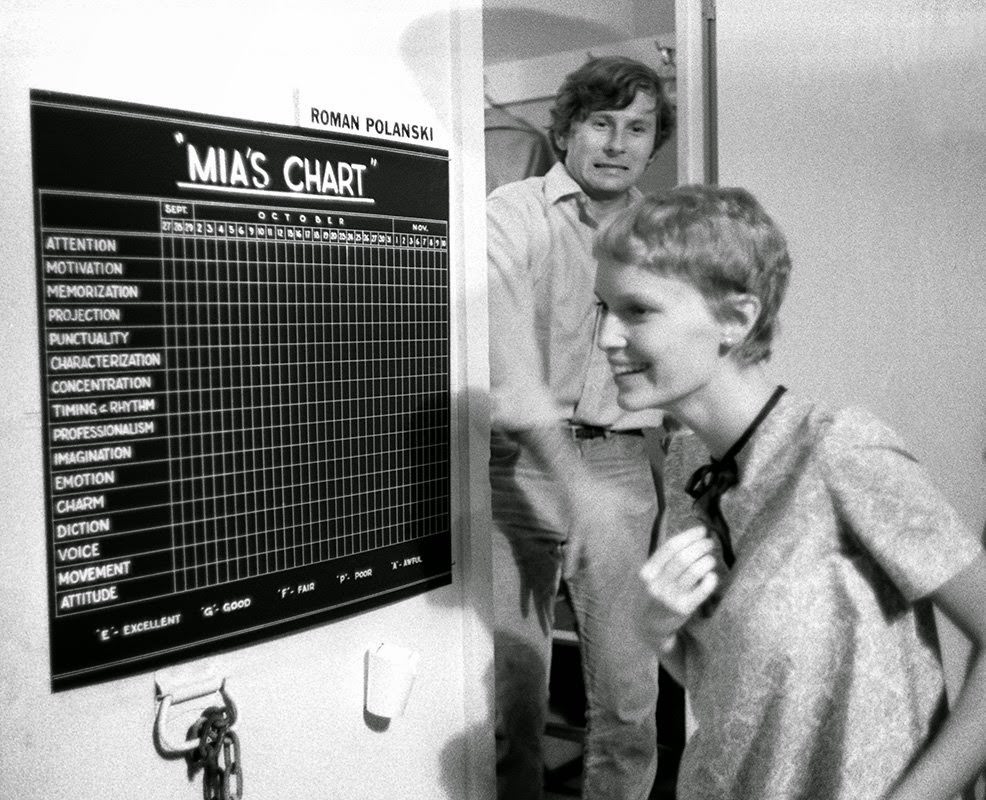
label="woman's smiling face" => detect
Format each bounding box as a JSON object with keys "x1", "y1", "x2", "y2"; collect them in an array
[{"x1": 595, "y1": 259, "x2": 727, "y2": 414}]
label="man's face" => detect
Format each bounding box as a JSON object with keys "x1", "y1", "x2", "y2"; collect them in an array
[{"x1": 557, "y1": 90, "x2": 658, "y2": 201}]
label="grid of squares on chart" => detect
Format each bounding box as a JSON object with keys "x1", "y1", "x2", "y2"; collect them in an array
[{"x1": 161, "y1": 219, "x2": 450, "y2": 591}]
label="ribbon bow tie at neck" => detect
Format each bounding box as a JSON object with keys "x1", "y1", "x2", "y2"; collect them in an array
[
  {"x1": 686, "y1": 457, "x2": 738, "y2": 568},
  {"x1": 682, "y1": 385, "x2": 788, "y2": 570},
  {"x1": 685, "y1": 456, "x2": 740, "y2": 500}
]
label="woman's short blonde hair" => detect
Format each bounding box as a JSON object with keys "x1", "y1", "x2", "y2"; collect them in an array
[{"x1": 594, "y1": 185, "x2": 792, "y2": 365}]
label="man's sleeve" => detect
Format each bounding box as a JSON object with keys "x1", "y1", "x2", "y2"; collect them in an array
[{"x1": 487, "y1": 190, "x2": 561, "y2": 430}]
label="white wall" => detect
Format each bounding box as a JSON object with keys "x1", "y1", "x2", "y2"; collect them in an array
[
  {"x1": 715, "y1": 0, "x2": 986, "y2": 707},
  {"x1": 0, "y1": 2, "x2": 494, "y2": 799},
  {"x1": 716, "y1": 0, "x2": 986, "y2": 543}
]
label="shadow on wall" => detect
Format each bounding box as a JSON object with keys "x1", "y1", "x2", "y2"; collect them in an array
[
  {"x1": 423, "y1": 384, "x2": 497, "y2": 799},
  {"x1": 482, "y1": 6, "x2": 635, "y2": 65},
  {"x1": 398, "y1": 6, "x2": 637, "y2": 105}
]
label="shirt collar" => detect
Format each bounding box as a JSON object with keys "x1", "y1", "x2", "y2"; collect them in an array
[
  {"x1": 543, "y1": 161, "x2": 643, "y2": 207},
  {"x1": 733, "y1": 390, "x2": 810, "y2": 489},
  {"x1": 714, "y1": 392, "x2": 815, "y2": 552}
]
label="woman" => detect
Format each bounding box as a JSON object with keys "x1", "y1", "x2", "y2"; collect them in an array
[{"x1": 592, "y1": 184, "x2": 986, "y2": 800}]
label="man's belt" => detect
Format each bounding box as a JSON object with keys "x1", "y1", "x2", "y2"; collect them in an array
[{"x1": 565, "y1": 422, "x2": 644, "y2": 440}]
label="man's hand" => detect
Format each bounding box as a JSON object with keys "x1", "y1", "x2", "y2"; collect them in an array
[
  {"x1": 561, "y1": 528, "x2": 587, "y2": 583},
  {"x1": 512, "y1": 537, "x2": 563, "y2": 637},
  {"x1": 638, "y1": 525, "x2": 719, "y2": 646},
  {"x1": 561, "y1": 480, "x2": 627, "y2": 581}
]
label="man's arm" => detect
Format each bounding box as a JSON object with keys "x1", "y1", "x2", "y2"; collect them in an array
[
  {"x1": 507, "y1": 426, "x2": 611, "y2": 580},
  {"x1": 486, "y1": 188, "x2": 603, "y2": 582},
  {"x1": 486, "y1": 189, "x2": 558, "y2": 430}
]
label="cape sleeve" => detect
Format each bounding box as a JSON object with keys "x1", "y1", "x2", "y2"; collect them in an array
[{"x1": 819, "y1": 408, "x2": 982, "y2": 602}]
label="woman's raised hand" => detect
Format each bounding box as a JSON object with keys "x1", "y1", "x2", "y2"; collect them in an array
[{"x1": 638, "y1": 525, "x2": 720, "y2": 646}]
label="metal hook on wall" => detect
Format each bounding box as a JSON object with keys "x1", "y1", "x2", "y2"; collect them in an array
[{"x1": 154, "y1": 669, "x2": 236, "y2": 755}]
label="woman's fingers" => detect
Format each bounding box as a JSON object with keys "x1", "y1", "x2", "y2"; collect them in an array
[
  {"x1": 688, "y1": 569, "x2": 720, "y2": 607},
  {"x1": 641, "y1": 526, "x2": 717, "y2": 586},
  {"x1": 678, "y1": 553, "x2": 718, "y2": 591},
  {"x1": 645, "y1": 525, "x2": 708, "y2": 570},
  {"x1": 640, "y1": 526, "x2": 721, "y2": 617}
]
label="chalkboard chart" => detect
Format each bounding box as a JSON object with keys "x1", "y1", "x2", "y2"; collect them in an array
[{"x1": 32, "y1": 91, "x2": 452, "y2": 690}]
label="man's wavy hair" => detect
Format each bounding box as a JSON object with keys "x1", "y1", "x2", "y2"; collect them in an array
[
  {"x1": 594, "y1": 185, "x2": 792, "y2": 366},
  {"x1": 548, "y1": 55, "x2": 675, "y2": 160}
]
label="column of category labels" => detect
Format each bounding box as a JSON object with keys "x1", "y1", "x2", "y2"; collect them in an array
[{"x1": 42, "y1": 192, "x2": 175, "y2": 615}]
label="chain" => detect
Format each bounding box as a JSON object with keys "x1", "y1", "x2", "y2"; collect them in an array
[{"x1": 192, "y1": 705, "x2": 243, "y2": 800}]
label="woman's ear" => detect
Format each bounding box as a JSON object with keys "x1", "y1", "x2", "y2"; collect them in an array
[{"x1": 718, "y1": 293, "x2": 761, "y2": 357}]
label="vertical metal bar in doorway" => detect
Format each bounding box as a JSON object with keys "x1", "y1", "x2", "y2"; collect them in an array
[{"x1": 702, "y1": 0, "x2": 718, "y2": 184}]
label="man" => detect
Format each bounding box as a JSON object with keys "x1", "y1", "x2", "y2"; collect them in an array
[{"x1": 487, "y1": 56, "x2": 675, "y2": 800}]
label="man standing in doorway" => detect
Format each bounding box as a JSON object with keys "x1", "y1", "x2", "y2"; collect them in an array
[{"x1": 488, "y1": 56, "x2": 675, "y2": 800}]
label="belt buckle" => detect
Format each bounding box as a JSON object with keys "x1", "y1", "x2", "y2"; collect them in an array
[{"x1": 567, "y1": 423, "x2": 607, "y2": 441}]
